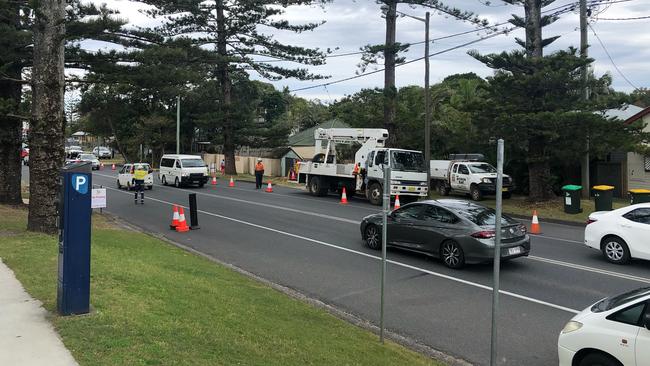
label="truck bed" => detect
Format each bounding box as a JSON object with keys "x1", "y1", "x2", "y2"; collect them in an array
[{"x1": 430, "y1": 160, "x2": 450, "y2": 180}]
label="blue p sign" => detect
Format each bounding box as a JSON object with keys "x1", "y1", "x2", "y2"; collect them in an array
[{"x1": 71, "y1": 174, "x2": 88, "y2": 194}]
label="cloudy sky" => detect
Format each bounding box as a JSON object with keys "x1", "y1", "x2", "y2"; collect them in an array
[{"x1": 88, "y1": 0, "x2": 650, "y2": 102}]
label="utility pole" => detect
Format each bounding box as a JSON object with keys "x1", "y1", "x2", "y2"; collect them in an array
[
  {"x1": 490, "y1": 139, "x2": 504, "y2": 366},
  {"x1": 383, "y1": 1, "x2": 397, "y2": 146},
  {"x1": 580, "y1": 0, "x2": 590, "y2": 198},
  {"x1": 424, "y1": 11, "x2": 431, "y2": 188},
  {"x1": 176, "y1": 95, "x2": 180, "y2": 154}
]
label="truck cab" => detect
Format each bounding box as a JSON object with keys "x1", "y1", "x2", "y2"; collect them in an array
[
  {"x1": 431, "y1": 159, "x2": 513, "y2": 201},
  {"x1": 365, "y1": 148, "x2": 429, "y2": 205}
]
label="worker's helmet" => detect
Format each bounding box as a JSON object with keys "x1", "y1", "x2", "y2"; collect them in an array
[{"x1": 257, "y1": 158, "x2": 263, "y2": 162}]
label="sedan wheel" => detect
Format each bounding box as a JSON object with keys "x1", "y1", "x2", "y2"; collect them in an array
[
  {"x1": 441, "y1": 241, "x2": 465, "y2": 269},
  {"x1": 364, "y1": 225, "x2": 381, "y2": 250},
  {"x1": 602, "y1": 237, "x2": 631, "y2": 264}
]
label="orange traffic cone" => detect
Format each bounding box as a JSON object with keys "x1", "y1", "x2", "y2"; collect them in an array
[
  {"x1": 176, "y1": 207, "x2": 189, "y2": 232},
  {"x1": 229, "y1": 177, "x2": 235, "y2": 187},
  {"x1": 211, "y1": 176, "x2": 217, "y2": 185},
  {"x1": 340, "y1": 187, "x2": 348, "y2": 204},
  {"x1": 394, "y1": 194, "x2": 401, "y2": 210},
  {"x1": 169, "y1": 205, "x2": 180, "y2": 230},
  {"x1": 265, "y1": 181, "x2": 273, "y2": 193},
  {"x1": 111, "y1": 163, "x2": 116, "y2": 171},
  {"x1": 530, "y1": 210, "x2": 541, "y2": 234}
]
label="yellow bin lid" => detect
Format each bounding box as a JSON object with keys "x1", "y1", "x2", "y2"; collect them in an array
[
  {"x1": 593, "y1": 185, "x2": 614, "y2": 191},
  {"x1": 629, "y1": 189, "x2": 650, "y2": 194}
]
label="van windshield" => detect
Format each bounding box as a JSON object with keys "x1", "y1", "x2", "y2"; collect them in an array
[
  {"x1": 390, "y1": 151, "x2": 426, "y2": 172},
  {"x1": 181, "y1": 159, "x2": 205, "y2": 168}
]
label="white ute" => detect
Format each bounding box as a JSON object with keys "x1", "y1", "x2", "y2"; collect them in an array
[{"x1": 298, "y1": 128, "x2": 428, "y2": 205}]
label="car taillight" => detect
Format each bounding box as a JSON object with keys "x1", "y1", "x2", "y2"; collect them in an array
[
  {"x1": 471, "y1": 231, "x2": 496, "y2": 239},
  {"x1": 586, "y1": 218, "x2": 597, "y2": 225}
]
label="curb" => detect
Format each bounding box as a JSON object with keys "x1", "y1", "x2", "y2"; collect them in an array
[
  {"x1": 99, "y1": 212, "x2": 472, "y2": 366},
  {"x1": 507, "y1": 213, "x2": 586, "y2": 228}
]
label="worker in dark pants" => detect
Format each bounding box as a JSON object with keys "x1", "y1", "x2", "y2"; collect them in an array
[
  {"x1": 254, "y1": 158, "x2": 265, "y2": 189},
  {"x1": 133, "y1": 165, "x2": 147, "y2": 204}
]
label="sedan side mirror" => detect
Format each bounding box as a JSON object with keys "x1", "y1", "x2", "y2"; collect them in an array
[{"x1": 644, "y1": 312, "x2": 650, "y2": 330}]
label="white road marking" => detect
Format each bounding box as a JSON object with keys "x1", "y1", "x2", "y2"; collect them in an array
[
  {"x1": 527, "y1": 256, "x2": 650, "y2": 284},
  {"x1": 104, "y1": 186, "x2": 580, "y2": 315}
]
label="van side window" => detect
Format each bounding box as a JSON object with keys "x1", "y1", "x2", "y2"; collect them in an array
[{"x1": 161, "y1": 158, "x2": 172, "y2": 168}]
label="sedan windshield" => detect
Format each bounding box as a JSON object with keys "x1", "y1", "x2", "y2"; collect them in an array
[
  {"x1": 591, "y1": 287, "x2": 650, "y2": 313},
  {"x1": 390, "y1": 151, "x2": 426, "y2": 172},
  {"x1": 455, "y1": 206, "x2": 518, "y2": 226},
  {"x1": 468, "y1": 163, "x2": 496, "y2": 174},
  {"x1": 181, "y1": 159, "x2": 205, "y2": 168},
  {"x1": 79, "y1": 154, "x2": 96, "y2": 160}
]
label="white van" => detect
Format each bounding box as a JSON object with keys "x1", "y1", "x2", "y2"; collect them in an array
[{"x1": 159, "y1": 154, "x2": 209, "y2": 188}]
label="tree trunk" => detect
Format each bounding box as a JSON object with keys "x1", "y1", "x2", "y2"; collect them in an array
[
  {"x1": 524, "y1": 0, "x2": 543, "y2": 58},
  {"x1": 28, "y1": 0, "x2": 66, "y2": 233},
  {"x1": 383, "y1": 0, "x2": 397, "y2": 146},
  {"x1": 0, "y1": 73, "x2": 23, "y2": 205},
  {"x1": 527, "y1": 137, "x2": 554, "y2": 200},
  {"x1": 216, "y1": 0, "x2": 237, "y2": 175}
]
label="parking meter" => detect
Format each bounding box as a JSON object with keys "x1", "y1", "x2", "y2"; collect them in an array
[{"x1": 57, "y1": 162, "x2": 92, "y2": 315}]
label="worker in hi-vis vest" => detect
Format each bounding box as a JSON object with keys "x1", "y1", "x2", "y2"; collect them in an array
[
  {"x1": 133, "y1": 165, "x2": 147, "y2": 204},
  {"x1": 254, "y1": 158, "x2": 265, "y2": 189}
]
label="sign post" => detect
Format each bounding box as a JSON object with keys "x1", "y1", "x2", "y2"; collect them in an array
[
  {"x1": 380, "y1": 164, "x2": 390, "y2": 343},
  {"x1": 490, "y1": 139, "x2": 504, "y2": 365},
  {"x1": 57, "y1": 162, "x2": 92, "y2": 316}
]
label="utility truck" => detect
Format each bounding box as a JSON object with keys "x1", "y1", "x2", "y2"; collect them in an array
[
  {"x1": 297, "y1": 128, "x2": 428, "y2": 205},
  {"x1": 430, "y1": 154, "x2": 513, "y2": 201}
]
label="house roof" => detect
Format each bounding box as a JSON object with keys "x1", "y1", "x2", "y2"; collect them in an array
[
  {"x1": 71, "y1": 131, "x2": 89, "y2": 137},
  {"x1": 602, "y1": 104, "x2": 646, "y2": 122},
  {"x1": 624, "y1": 105, "x2": 650, "y2": 124},
  {"x1": 287, "y1": 120, "x2": 350, "y2": 147}
]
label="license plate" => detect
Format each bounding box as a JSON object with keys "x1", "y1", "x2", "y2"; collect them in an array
[
  {"x1": 502, "y1": 187, "x2": 508, "y2": 192},
  {"x1": 508, "y1": 247, "x2": 521, "y2": 256},
  {"x1": 408, "y1": 186, "x2": 415, "y2": 192}
]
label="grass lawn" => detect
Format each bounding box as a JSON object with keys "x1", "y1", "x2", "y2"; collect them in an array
[
  {"x1": 428, "y1": 192, "x2": 629, "y2": 224},
  {"x1": 0, "y1": 205, "x2": 440, "y2": 366}
]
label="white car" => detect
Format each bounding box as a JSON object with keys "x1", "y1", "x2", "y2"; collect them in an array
[
  {"x1": 117, "y1": 163, "x2": 153, "y2": 190},
  {"x1": 159, "y1": 154, "x2": 209, "y2": 188},
  {"x1": 585, "y1": 203, "x2": 650, "y2": 264},
  {"x1": 93, "y1": 146, "x2": 112, "y2": 159},
  {"x1": 78, "y1": 153, "x2": 100, "y2": 170},
  {"x1": 558, "y1": 287, "x2": 650, "y2": 366}
]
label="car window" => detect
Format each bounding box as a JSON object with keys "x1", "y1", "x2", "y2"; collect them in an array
[
  {"x1": 174, "y1": 160, "x2": 180, "y2": 168},
  {"x1": 375, "y1": 151, "x2": 386, "y2": 166},
  {"x1": 368, "y1": 151, "x2": 375, "y2": 167},
  {"x1": 458, "y1": 165, "x2": 469, "y2": 175},
  {"x1": 392, "y1": 205, "x2": 423, "y2": 220},
  {"x1": 623, "y1": 208, "x2": 650, "y2": 225},
  {"x1": 423, "y1": 206, "x2": 459, "y2": 224},
  {"x1": 456, "y1": 206, "x2": 518, "y2": 226},
  {"x1": 181, "y1": 159, "x2": 205, "y2": 167},
  {"x1": 453, "y1": 164, "x2": 458, "y2": 173},
  {"x1": 607, "y1": 302, "x2": 647, "y2": 327},
  {"x1": 469, "y1": 163, "x2": 497, "y2": 174},
  {"x1": 592, "y1": 287, "x2": 650, "y2": 312}
]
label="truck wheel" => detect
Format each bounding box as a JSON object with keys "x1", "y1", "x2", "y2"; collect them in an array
[
  {"x1": 368, "y1": 183, "x2": 382, "y2": 206},
  {"x1": 161, "y1": 175, "x2": 167, "y2": 186},
  {"x1": 309, "y1": 177, "x2": 327, "y2": 197},
  {"x1": 437, "y1": 182, "x2": 449, "y2": 196},
  {"x1": 470, "y1": 185, "x2": 483, "y2": 201}
]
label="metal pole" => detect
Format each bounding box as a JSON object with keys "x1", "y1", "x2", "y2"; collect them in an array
[
  {"x1": 176, "y1": 95, "x2": 180, "y2": 154},
  {"x1": 490, "y1": 139, "x2": 504, "y2": 366},
  {"x1": 580, "y1": 0, "x2": 590, "y2": 198},
  {"x1": 424, "y1": 12, "x2": 431, "y2": 191},
  {"x1": 380, "y1": 164, "x2": 390, "y2": 343}
]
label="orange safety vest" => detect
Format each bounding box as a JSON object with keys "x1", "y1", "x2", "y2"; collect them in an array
[
  {"x1": 255, "y1": 162, "x2": 264, "y2": 171},
  {"x1": 353, "y1": 164, "x2": 360, "y2": 175}
]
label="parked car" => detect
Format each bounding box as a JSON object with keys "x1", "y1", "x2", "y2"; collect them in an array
[
  {"x1": 159, "y1": 154, "x2": 209, "y2": 188},
  {"x1": 585, "y1": 203, "x2": 650, "y2": 264},
  {"x1": 66, "y1": 145, "x2": 82, "y2": 158},
  {"x1": 92, "y1": 146, "x2": 112, "y2": 159},
  {"x1": 117, "y1": 163, "x2": 153, "y2": 190},
  {"x1": 558, "y1": 287, "x2": 650, "y2": 366},
  {"x1": 78, "y1": 153, "x2": 100, "y2": 170},
  {"x1": 360, "y1": 199, "x2": 530, "y2": 269}
]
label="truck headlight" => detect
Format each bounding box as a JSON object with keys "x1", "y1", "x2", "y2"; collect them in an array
[
  {"x1": 561, "y1": 321, "x2": 583, "y2": 334},
  {"x1": 181, "y1": 172, "x2": 189, "y2": 177},
  {"x1": 481, "y1": 178, "x2": 492, "y2": 184},
  {"x1": 391, "y1": 180, "x2": 401, "y2": 185}
]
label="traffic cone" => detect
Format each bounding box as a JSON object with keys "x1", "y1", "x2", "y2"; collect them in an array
[
  {"x1": 394, "y1": 194, "x2": 401, "y2": 210},
  {"x1": 169, "y1": 205, "x2": 180, "y2": 230},
  {"x1": 111, "y1": 163, "x2": 116, "y2": 171},
  {"x1": 265, "y1": 181, "x2": 273, "y2": 193},
  {"x1": 211, "y1": 176, "x2": 217, "y2": 185},
  {"x1": 530, "y1": 210, "x2": 541, "y2": 234},
  {"x1": 176, "y1": 207, "x2": 189, "y2": 233},
  {"x1": 340, "y1": 187, "x2": 348, "y2": 204},
  {"x1": 229, "y1": 177, "x2": 235, "y2": 187}
]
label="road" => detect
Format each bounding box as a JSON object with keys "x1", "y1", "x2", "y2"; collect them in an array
[{"x1": 82, "y1": 167, "x2": 650, "y2": 365}]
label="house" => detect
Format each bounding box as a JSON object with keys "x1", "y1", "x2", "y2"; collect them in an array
[
  {"x1": 591, "y1": 105, "x2": 650, "y2": 197},
  {"x1": 286, "y1": 119, "x2": 350, "y2": 160}
]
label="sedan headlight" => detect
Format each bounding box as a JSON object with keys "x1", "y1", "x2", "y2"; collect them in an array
[{"x1": 561, "y1": 321, "x2": 583, "y2": 334}]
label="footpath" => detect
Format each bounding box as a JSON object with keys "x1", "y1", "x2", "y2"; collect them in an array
[{"x1": 0, "y1": 259, "x2": 78, "y2": 366}]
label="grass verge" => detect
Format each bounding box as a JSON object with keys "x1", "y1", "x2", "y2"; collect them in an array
[
  {"x1": 428, "y1": 192, "x2": 628, "y2": 224},
  {"x1": 0, "y1": 205, "x2": 440, "y2": 366}
]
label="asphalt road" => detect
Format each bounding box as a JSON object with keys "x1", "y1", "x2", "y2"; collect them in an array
[{"x1": 84, "y1": 168, "x2": 650, "y2": 365}]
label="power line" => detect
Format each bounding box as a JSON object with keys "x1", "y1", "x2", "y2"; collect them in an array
[
  {"x1": 288, "y1": 28, "x2": 512, "y2": 93},
  {"x1": 597, "y1": 15, "x2": 650, "y2": 20},
  {"x1": 588, "y1": 23, "x2": 639, "y2": 90}
]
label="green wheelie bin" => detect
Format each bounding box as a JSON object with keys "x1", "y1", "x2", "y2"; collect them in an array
[
  {"x1": 629, "y1": 189, "x2": 650, "y2": 205},
  {"x1": 561, "y1": 185, "x2": 583, "y2": 214},
  {"x1": 592, "y1": 185, "x2": 614, "y2": 211}
]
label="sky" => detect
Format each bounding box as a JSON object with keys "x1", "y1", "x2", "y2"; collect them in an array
[{"x1": 82, "y1": 0, "x2": 650, "y2": 102}]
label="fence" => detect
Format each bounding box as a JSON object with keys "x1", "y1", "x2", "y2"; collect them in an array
[{"x1": 202, "y1": 154, "x2": 282, "y2": 177}]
